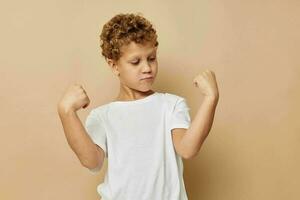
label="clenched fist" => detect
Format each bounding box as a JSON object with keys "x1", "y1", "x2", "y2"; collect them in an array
[
  {"x1": 57, "y1": 83, "x2": 90, "y2": 113},
  {"x1": 193, "y1": 69, "x2": 219, "y2": 100}
]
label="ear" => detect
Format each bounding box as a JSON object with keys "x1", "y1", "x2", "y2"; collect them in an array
[{"x1": 106, "y1": 58, "x2": 120, "y2": 76}]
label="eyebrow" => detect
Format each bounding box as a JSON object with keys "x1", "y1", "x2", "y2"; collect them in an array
[{"x1": 128, "y1": 50, "x2": 157, "y2": 60}]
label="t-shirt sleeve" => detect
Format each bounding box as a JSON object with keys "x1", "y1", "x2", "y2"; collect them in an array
[
  {"x1": 85, "y1": 109, "x2": 107, "y2": 155},
  {"x1": 170, "y1": 97, "x2": 191, "y2": 131},
  {"x1": 84, "y1": 109, "x2": 108, "y2": 174}
]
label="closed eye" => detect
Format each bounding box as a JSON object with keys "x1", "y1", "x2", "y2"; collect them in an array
[
  {"x1": 130, "y1": 56, "x2": 156, "y2": 65},
  {"x1": 149, "y1": 57, "x2": 156, "y2": 61},
  {"x1": 131, "y1": 61, "x2": 139, "y2": 65}
]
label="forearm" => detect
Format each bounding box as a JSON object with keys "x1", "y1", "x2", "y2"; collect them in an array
[
  {"x1": 57, "y1": 106, "x2": 102, "y2": 168},
  {"x1": 181, "y1": 96, "x2": 219, "y2": 158}
]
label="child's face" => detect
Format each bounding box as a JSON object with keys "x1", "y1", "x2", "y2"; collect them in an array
[{"x1": 108, "y1": 41, "x2": 158, "y2": 92}]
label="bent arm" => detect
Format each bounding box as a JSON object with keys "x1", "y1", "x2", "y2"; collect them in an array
[
  {"x1": 181, "y1": 96, "x2": 219, "y2": 159},
  {"x1": 57, "y1": 105, "x2": 105, "y2": 170}
]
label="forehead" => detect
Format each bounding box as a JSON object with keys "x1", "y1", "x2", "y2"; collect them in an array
[{"x1": 120, "y1": 41, "x2": 157, "y2": 59}]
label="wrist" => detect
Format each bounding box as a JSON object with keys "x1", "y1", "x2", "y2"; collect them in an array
[{"x1": 57, "y1": 104, "x2": 76, "y2": 116}]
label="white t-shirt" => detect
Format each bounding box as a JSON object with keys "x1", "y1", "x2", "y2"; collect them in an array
[{"x1": 84, "y1": 92, "x2": 191, "y2": 200}]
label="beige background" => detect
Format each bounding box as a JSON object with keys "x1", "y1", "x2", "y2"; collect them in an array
[{"x1": 1, "y1": 0, "x2": 299, "y2": 199}]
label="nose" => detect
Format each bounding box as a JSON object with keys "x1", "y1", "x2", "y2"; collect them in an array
[{"x1": 142, "y1": 62, "x2": 152, "y2": 73}]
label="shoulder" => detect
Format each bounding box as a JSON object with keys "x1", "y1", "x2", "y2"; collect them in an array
[
  {"x1": 162, "y1": 92, "x2": 186, "y2": 104},
  {"x1": 88, "y1": 103, "x2": 110, "y2": 119},
  {"x1": 159, "y1": 92, "x2": 189, "y2": 111}
]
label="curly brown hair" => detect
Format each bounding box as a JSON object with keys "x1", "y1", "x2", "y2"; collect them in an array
[{"x1": 100, "y1": 13, "x2": 159, "y2": 62}]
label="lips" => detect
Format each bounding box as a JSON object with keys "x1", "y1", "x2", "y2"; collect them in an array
[{"x1": 141, "y1": 76, "x2": 153, "y2": 80}]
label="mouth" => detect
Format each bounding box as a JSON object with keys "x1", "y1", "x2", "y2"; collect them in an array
[{"x1": 141, "y1": 76, "x2": 154, "y2": 80}]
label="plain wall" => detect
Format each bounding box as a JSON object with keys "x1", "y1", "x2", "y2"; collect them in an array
[{"x1": 1, "y1": 0, "x2": 299, "y2": 199}]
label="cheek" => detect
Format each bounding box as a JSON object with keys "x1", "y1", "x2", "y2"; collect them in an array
[
  {"x1": 122, "y1": 69, "x2": 139, "y2": 81},
  {"x1": 152, "y1": 63, "x2": 158, "y2": 73}
]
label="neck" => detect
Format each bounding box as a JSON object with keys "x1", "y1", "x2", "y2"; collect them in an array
[{"x1": 115, "y1": 85, "x2": 155, "y2": 101}]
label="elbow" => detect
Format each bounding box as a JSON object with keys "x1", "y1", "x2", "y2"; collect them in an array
[
  {"x1": 82, "y1": 159, "x2": 104, "y2": 171},
  {"x1": 81, "y1": 145, "x2": 105, "y2": 171},
  {"x1": 85, "y1": 162, "x2": 103, "y2": 172},
  {"x1": 80, "y1": 153, "x2": 104, "y2": 171},
  {"x1": 182, "y1": 151, "x2": 198, "y2": 160},
  {"x1": 182, "y1": 154, "x2": 193, "y2": 160},
  {"x1": 182, "y1": 142, "x2": 204, "y2": 160}
]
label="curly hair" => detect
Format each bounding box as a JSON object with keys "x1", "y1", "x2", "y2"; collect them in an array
[{"x1": 100, "y1": 13, "x2": 159, "y2": 62}]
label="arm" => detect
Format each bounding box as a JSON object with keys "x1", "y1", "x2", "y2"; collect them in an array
[
  {"x1": 58, "y1": 107, "x2": 105, "y2": 170},
  {"x1": 57, "y1": 83, "x2": 105, "y2": 171},
  {"x1": 175, "y1": 69, "x2": 219, "y2": 159},
  {"x1": 179, "y1": 96, "x2": 218, "y2": 159}
]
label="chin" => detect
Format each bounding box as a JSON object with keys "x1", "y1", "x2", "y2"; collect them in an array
[
  {"x1": 136, "y1": 84, "x2": 154, "y2": 91},
  {"x1": 139, "y1": 88, "x2": 153, "y2": 92}
]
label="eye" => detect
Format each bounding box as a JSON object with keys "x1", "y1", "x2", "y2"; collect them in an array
[
  {"x1": 149, "y1": 57, "x2": 156, "y2": 62},
  {"x1": 131, "y1": 60, "x2": 139, "y2": 65}
]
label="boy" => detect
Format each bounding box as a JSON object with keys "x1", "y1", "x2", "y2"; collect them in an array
[{"x1": 57, "y1": 13, "x2": 219, "y2": 200}]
